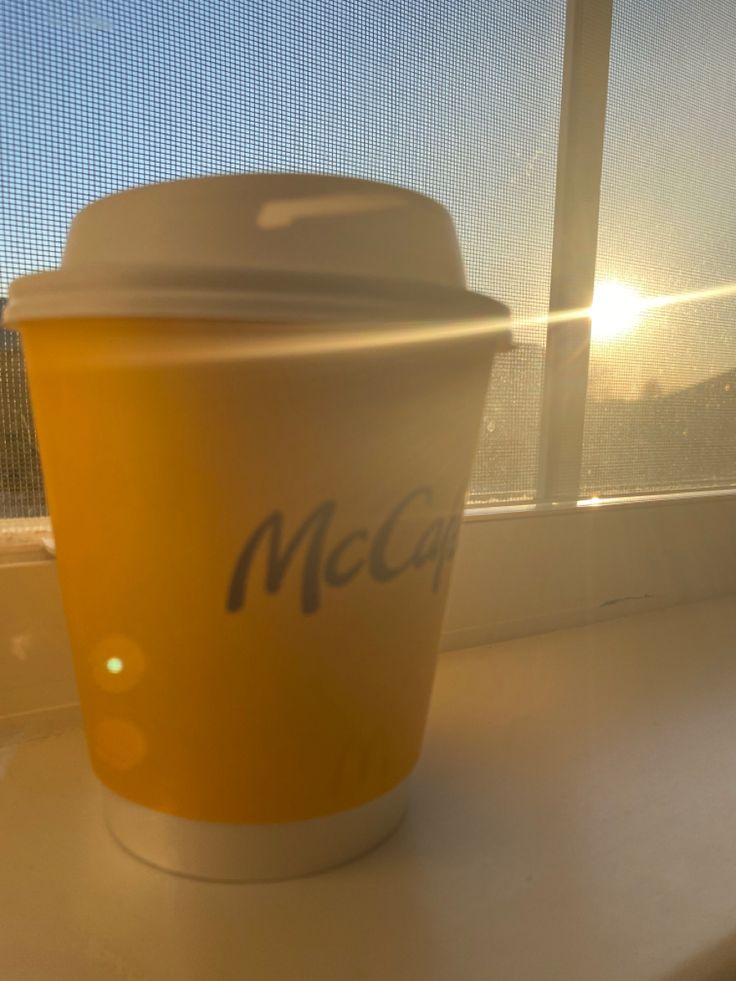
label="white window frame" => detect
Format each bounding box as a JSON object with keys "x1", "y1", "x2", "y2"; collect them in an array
[{"x1": 2, "y1": 0, "x2": 736, "y2": 724}]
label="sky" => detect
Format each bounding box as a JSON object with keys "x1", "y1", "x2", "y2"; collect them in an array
[
  {"x1": 1, "y1": 0, "x2": 561, "y2": 315},
  {"x1": 2, "y1": 0, "x2": 736, "y2": 403}
]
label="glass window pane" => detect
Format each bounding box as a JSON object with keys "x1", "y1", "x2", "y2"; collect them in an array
[
  {"x1": 581, "y1": 0, "x2": 736, "y2": 499},
  {"x1": 1, "y1": 0, "x2": 564, "y2": 519}
]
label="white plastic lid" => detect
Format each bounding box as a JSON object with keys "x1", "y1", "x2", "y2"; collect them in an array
[{"x1": 4, "y1": 173, "x2": 510, "y2": 326}]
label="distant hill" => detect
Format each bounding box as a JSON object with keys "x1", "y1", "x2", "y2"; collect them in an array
[
  {"x1": 470, "y1": 341, "x2": 736, "y2": 503},
  {"x1": 581, "y1": 366, "x2": 736, "y2": 497}
]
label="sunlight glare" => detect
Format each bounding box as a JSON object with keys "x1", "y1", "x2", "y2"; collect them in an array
[{"x1": 590, "y1": 281, "x2": 643, "y2": 341}]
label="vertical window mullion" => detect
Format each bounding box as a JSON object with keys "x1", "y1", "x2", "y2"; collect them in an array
[{"x1": 537, "y1": 0, "x2": 614, "y2": 504}]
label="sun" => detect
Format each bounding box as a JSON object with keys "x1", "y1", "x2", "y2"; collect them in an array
[{"x1": 590, "y1": 281, "x2": 643, "y2": 341}]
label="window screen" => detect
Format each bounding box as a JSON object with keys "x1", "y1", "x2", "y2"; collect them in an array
[
  {"x1": 581, "y1": 0, "x2": 736, "y2": 499},
  {"x1": 0, "y1": 311, "x2": 45, "y2": 521},
  {"x1": 1, "y1": 0, "x2": 564, "y2": 523}
]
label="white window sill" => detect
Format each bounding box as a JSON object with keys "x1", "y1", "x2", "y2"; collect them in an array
[{"x1": 3, "y1": 594, "x2": 736, "y2": 981}]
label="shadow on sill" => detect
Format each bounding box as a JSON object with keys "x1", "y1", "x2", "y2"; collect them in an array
[{"x1": 662, "y1": 929, "x2": 736, "y2": 981}]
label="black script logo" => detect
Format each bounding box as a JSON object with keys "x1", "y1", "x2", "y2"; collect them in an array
[{"x1": 226, "y1": 485, "x2": 462, "y2": 615}]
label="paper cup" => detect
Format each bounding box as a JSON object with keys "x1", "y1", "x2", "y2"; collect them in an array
[{"x1": 6, "y1": 174, "x2": 510, "y2": 879}]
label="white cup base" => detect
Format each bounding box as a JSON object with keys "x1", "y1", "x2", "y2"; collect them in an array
[{"x1": 103, "y1": 778, "x2": 410, "y2": 882}]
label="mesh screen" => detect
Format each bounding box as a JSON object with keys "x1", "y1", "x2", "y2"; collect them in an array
[
  {"x1": 581, "y1": 0, "x2": 736, "y2": 499},
  {"x1": 0, "y1": 308, "x2": 46, "y2": 521},
  {"x1": 1, "y1": 0, "x2": 564, "y2": 521}
]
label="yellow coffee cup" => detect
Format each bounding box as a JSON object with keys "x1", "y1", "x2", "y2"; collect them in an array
[{"x1": 5, "y1": 174, "x2": 510, "y2": 879}]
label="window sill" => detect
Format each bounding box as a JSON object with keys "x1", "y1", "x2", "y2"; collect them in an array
[
  {"x1": 3, "y1": 595, "x2": 736, "y2": 980},
  {"x1": 444, "y1": 489, "x2": 736, "y2": 649}
]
